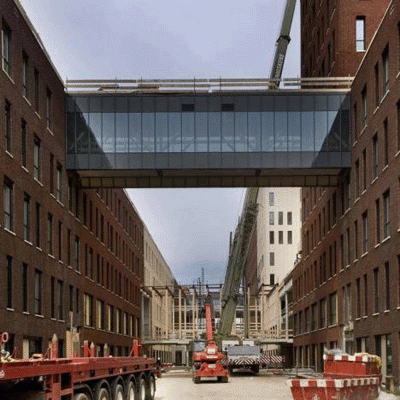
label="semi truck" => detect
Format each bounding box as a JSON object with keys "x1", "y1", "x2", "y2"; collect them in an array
[{"x1": 0, "y1": 333, "x2": 156, "y2": 400}]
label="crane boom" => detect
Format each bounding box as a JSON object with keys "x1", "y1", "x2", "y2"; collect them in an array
[
  {"x1": 270, "y1": 0, "x2": 297, "y2": 84},
  {"x1": 205, "y1": 302, "x2": 214, "y2": 344},
  {"x1": 217, "y1": 0, "x2": 297, "y2": 340}
]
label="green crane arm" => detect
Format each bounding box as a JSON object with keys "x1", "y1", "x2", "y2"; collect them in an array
[{"x1": 218, "y1": 188, "x2": 259, "y2": 337}]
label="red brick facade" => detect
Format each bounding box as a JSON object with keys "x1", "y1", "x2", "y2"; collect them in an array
[
  {"x1": 1, "y1": 0, "x2": 144, "y2": 357},
  {"x1": 294, "y1": 0, "x2": 400, "y2": 387}
]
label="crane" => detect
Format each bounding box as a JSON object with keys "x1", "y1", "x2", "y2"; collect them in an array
[
  {"x1": 217, "y1": 0, "x2": 297, "y2": 340},
  {"x1": 192, "y1": 301, "x2": 229, "y2": 383}
]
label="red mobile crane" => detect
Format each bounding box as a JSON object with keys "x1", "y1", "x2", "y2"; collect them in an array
[{"x1": 192, "y1": 301, "x2": 229, "y2": 384}]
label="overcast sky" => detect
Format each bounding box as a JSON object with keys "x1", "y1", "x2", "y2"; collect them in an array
[{"x1": 20, "y1": 0, "x2": 300, "y2": 284}]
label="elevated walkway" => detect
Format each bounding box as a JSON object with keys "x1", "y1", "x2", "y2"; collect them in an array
[{"x1": 66, "y1": 77, "x2": 351, "y2": 188}]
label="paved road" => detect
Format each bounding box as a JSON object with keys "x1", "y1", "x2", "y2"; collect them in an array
[{"x1": 154, "y1": 369, "x2": 293, "y2": 400}]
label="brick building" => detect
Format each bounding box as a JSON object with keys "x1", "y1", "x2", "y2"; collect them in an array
[
  {"x1": 1, "y1": 0, "x2": 144, "y2": 357},
  {"x1": 293, "y1": 0, "x2": 400, "y2": 388}
]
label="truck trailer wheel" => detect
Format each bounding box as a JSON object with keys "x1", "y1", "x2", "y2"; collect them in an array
[
  {"x1": 126, "y1": 379, "x2": 135, "y2": 400},
  {"x1": 145, "y1": 374, "x2": 156, "y2": 400},
  {"x1": 137, "y1": 376, "x2": 146, "y2": 400},
  {"x1": 112, "y1": 384, "x2": 124, "y2": 400},
  {"x1": 75, "y1": 393, "x2": 90, "y2": 400},
  {"x1": 96, "y1": 387, "x2": 110, "y2": 400}
]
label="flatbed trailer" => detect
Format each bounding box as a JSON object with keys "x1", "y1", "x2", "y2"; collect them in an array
[{"x1": 0, "y1": 335, "x2": 156, "y2": 400}]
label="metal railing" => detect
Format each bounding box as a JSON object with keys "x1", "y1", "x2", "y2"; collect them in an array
[{"x1": 66, "y1": 76, "x2": 353, "y2": 93}]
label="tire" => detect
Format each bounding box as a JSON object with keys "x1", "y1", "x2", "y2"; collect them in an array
[
  {"x1": 137, "y1": 377, "x2": 146, "y2": 400},
  {"x1": 75, "y1": 393, "x2": 90, "y2": 400},
  {"x1": 112, "y1": 384, "x2": 124, "y2": 400},
  {"x1": 221, "y1": 376, "x2": 228, "y2": 383},
  {"x1": 126, "y1": 380, "x2": 135, "y2": 400},
  {"x1": 193, "y1": 376, "x2": 201, "y2": 384},
  {"x1": 251, "y1": 365, "x2": 260, "y2": 374},
  {"x1": 96, "y1": 387, "x2": 110, "y2": 400},
  {"x1": 145, "y1": 374, "x2": 156, "y2": 400}
]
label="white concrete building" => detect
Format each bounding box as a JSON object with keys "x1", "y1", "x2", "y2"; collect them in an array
[
  {"x1": 142, "y1": 225, "x2": 176, "y2": 362},
  {"x1": 257, "y1": 187, "x2": 302, "y2": 288}
]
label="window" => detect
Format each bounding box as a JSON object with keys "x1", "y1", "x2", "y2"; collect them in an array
[
  {"x1": 345, "y1": 284, "x2": 352, "y2": 323},
  {"x1": 97, "y1": 300, "x2": 105, "y2": 330},
  {"x1": 34, "y1": 269, "x2": 42, "y2": 315},
  {"x1": 269, "y1": 192, "x2": 274, "y2": 206},
  {"x1": 269, "y1": 252, "x2": 275, "y2": 266},
  {"x1": 364, "y1": 274, "x2": 368, "y2": 316},
  {"x1": 384, "y1": 119, "x2": 389, "y2": 166},
  {"x1": 355, "y1": 159, "x2": 360, "y2": 198},
  {"x1": 397, "y1": 102, "x2": 400, "y2": 152},
  {"x1": 5, "y1": 100, "x2": 11, "y2": 153},
  {"x1": 383, "y1": 190, "x2": 390, "y2": 239},
  {"x1": 33, "y1": 136, "x2": 41, "y2": 181},
  {"x1": 375, "y1": 199, "x2": 381, "y2": 244},
  {"x1": 58, "y1": 221, "x2": 62, "y2": 261},
  {"x1": 353, "y1": 102, "x2": 358, "y2": 139},
  {"x1": 382, "y1": 45, "x2": 389, "y2": 95},
  {"x1": 354, "y1": 220, "x2": 359, "y2": 260},
  {"x1": 47, "y1": 213, "x2": 53, "y2": 255},
  {"x1": 279, "y1": 231, "x2": 283, "y2": 244},
  {"x1": 75, "y1": 236, "x2": 80, "y2": 272},
  {"x1": 23, "y1": 193, "x2": 31, "y2": 242},
  {"x1": 269, "y1": 212, "x2": 274, "y2": 225},
  {"x1": 362, "y1": 211, "x2": 368, "y2": 254},
  {"x1": 34, "y1": 68, "x2": 39, "y2": 112},
  {"x1": 67, "y1": 229, "x2": 71, "y2": 266},
  {"x1": 57, "y1": 280, "x2": 63, "y2": 320},
  {"x1": 3, "y1": 178, "x2": 13, "y2": 231},
  {"x1": 373, "y1": 268, "x2": 379, "y2": 314},
  {"x1": 56, "y1": 164, "x2": 62, "y2": 202},
  {"x1": 2, "y1": 23, "x2": 11, "y2": 75},
  {"x1": 361, "y1": 86, "x2": 367, "y2": 129},
  {"x1": 46, "y1": 88, "x2": 52, "y2": 130},
  {"x1": 362, "y1": 149, "x2": 367, "y2": 191},
  {"x1": 270, "y1": 273, "x2": 275, "y2": 285},
  {"x1": 22, "y1": 263, "x2": 28, "y2": 312},
  {"x1": 398, "y1": 256, "x2": 400, "y2": 308},
  {"x1": 287, "y1": 212, "x2": 292, "y2": 225},
  {"x1": 340, "y1": 234, "x2": 344, "y2": 271},
  {"x1": 22, "y1": 52, "x2": 29, "y2": 98},
  {"x1": 374, "y1": 63, "x2": 380, "y2": 107},
  {"x1": 68, "y1": 178, "x2": 73, "y2": 212},
  {"x1": 329, "y1": 292, "x2": 337, "y2": 325},
  {"x1": 49, "y1": 154, "x2": 54, "y2": 194},
  {"x1": 311, "y1": 303, "x2": 317, "y2": 331},
  {"x1": 83, "y1": 294, "x2": 93, "y2": 327},
  {"x1": 356, "y1": 278, "x2": 361, "y2": 318},
  {"x1": 385, "y1": 262, "x2": 390, "y2": 310},
  {"x1": 320, "y1": 298, "x2": 327, "y2": 328},
  {"x1": 51, "y1": 277, "x2": 55, "y2": 318},
  {"x1": 21, "y1": 119, "x2": 27, "y2": 167},
  {"x1": 6, "y1": 255, "x2": 12, "y2": 309},
  {"x1": 278, "y1": 212, "x2": 283, "y2": 225},
  {"x1": 69, "y1": 285, "x2": 74, "y2": 312},
  {"x1": 269, "y1": 231, "x2": 274, "y2": 244},
  {"x1": 346, "y1": 228, "x2": 351, "y2": 266},
  {"x1": 107, "y1": 305, "x2": 114, "y2": 332},
  {"x1": 35, "y1": 203, "x2": 40, "y2": 248},
  {"x1": 373, "y1": 134, "x2": 378, "y2": 179},
  {"x1": 356, "y1": 16, "x2": 366, "y2": 51},
  {"x1": 288, "y1": 231, "x2": 293, "y2": 244}
]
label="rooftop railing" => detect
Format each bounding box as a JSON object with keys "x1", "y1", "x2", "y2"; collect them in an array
[{"x1": 66, "y1": 76, "x2": 353, "y2": 94}]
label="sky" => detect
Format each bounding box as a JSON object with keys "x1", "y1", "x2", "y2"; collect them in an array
[{"x1": 20, "y1": 0, "x2": 300, "y2": 284}]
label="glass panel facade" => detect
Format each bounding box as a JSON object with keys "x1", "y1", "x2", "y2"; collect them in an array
[{"x1": 66, "y1": 92, "x2": 350, "y2": 171}]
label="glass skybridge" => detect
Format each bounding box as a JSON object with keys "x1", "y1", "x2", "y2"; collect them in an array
[{"x1": 66, "y1": 78, "x2": 351, "y2": 188}]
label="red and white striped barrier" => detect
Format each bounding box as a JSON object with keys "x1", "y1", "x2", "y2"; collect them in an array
[
  {"x1": 288, "y1": 377, "x2": 380, "y2": 400},
  {"x1": 260, "y1": 354, "x2": 285, "y2": 365},
  {"x1": 288, "y1": 353, "x2": 382, "y2": 400}
]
